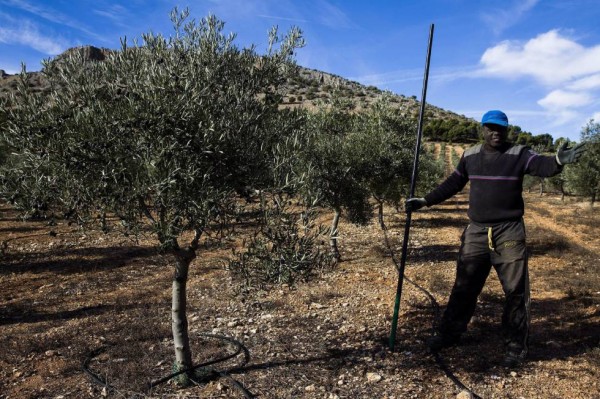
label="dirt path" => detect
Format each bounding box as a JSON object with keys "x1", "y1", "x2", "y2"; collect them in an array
[{"x1": 526, "y1": 196, "x2": 600, "y2": 254}]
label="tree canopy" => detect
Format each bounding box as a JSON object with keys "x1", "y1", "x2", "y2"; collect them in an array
[
  {"x1": 564, "y1": 120, "x2": 600, "y2": 204},
  {"x1": 1, "y1": 8, "x2": 305, "y2": 384}
]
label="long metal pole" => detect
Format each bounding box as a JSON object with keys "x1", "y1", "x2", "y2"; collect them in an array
[{"x1": 389, "y1": 23, "x2": 435, "y2": 351}]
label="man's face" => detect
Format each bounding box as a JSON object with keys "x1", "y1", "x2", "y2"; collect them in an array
[{"x1": 482, "y1": 123, "x2": 508, "y2": 148}]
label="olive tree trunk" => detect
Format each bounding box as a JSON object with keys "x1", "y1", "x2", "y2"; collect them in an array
[
  {"x1": 377, "y1": 200, "x2": 385, "y2": 229},
  {"x1": 330, "y1": 207, "x2": 341, "y2": 261},
  {"x1": 171, "y1": 249, "x2": 196, "y2": 384}
]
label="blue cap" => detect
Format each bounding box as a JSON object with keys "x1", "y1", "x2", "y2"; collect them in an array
[{"x1": 481, "y1": 110, "x2": 508, "y2": 126}]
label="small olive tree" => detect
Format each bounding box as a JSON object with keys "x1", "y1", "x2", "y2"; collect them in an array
[
  {"x1": 300, "y1": 95, "x2": 371, "y2": 260},
  {"x1": 0, "y1": 97, "x2": 7, "y2": 166},
  {"x1": 297, "y1": 94, "x2": 443, "y2": 259},
  {"x1": 1, "y1": 9, "x2": 303, "y2": 383},
  {"x1": 227, "y1": 107, "x2": 334, "y2": 292},
  {"x1": 564, "y1": 120, "x2": 600, "y2": 204},
  {"x1": 348, "y1": 95, "x2": 443, "y2": 227},
  {"x1": 547, "y1": 137, "x2": 570, "y2": 200}
]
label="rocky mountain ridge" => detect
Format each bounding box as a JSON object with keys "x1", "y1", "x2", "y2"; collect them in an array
[{"x1": 0, "y1": 45, "x2": 468, "y2": 123}]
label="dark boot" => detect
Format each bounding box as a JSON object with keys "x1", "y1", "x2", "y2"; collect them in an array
[
  {"x1": 426, "y1": 334, "x2": 460, "y2": 352},
  {"x1": 502, "y1": 343, "x2": 527, "y2": 368}
]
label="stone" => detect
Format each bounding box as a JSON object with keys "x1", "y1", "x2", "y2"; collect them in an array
[
  {"x1": 456, "y1": 391, "x2": 473, "y2": 399},
  {"x1": 367, "y1": 372, "x2": 382, "y2": 382},
  {"x1": 305, "y1": 384, "x2": 316, "y2": 392}
]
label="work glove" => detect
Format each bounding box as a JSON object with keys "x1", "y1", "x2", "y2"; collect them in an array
[
  {"x1": 405, "y1": 197, "x2": 427, "y2": 213},
  {"x1": 556, "y1": 142, "x2": 587, "y2": 165}
]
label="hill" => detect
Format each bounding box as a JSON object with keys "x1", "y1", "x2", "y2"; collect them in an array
[{"x1": 0, "y1": 45, "x2": 470, "y2": 124}]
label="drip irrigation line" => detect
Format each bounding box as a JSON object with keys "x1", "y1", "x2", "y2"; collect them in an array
[
  {"x1": 382, "y1": 223, "x2": 441, "y2": 322},
  {"x1": 190, "y1": 368, "x2": 255, "y2": 399},
  {"x1": 433, "y1": 353, "x2": 483, "y2": 399},
  {"x1": 82, "y1": 346, "x2": 116, "y2": 393},
  {"x1": 382, "y1": 221, "x2": 483, "y2": 399},
  {"x1": 148, "y1": 333, "x2": 250, "y2": 388},
  {"x1": 82, "y1": 332, "x2": 254, "y2": 398}
]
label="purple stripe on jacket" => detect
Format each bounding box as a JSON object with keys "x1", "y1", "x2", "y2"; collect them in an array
[{"x1": 469, "y1": 175, "x2": 520, "y2": 181}]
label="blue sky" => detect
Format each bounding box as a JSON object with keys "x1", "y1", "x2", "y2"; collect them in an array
[{"x1": 1, "y1": 0, "x2": 600, "y2": 142}]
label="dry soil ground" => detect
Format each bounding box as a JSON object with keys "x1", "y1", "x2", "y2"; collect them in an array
[{"x1": 1, "y1": 145, "x2": 599, "y2": 399}]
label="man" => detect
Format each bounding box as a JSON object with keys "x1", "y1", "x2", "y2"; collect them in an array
[{"x1": 406, "y1": 110, "x2": 586, "y2": 367}]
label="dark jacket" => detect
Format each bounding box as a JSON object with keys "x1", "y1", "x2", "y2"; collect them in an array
[{"x1": 424, "y1": 143, "x2": 562, "y2": 223}]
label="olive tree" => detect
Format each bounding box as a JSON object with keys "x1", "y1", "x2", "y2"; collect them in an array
[
  {"x1": 297, "y1": 94, "x2": 443, "y2": 259},
  {"x1": 536, "y1": 144, "x2": 551, "y2": 196},
  {"x1": 299, "y1": 95, "x2": 371, "y2": 260},
  {"x1": 547, "y1": 137, "x2": 570, "y2": 200},
  {"x1": 564, "y1": 120, "x2": 600, "y2": 204},
  {"x1": 0, "y1": 97, "x2": 7, "y2": 165},
  {"x1": 349, "y1": 95, "x2": 443, "y2": 228},
  {"x1": 227, "y1": 107, "x2": 334, "y2": 292},
  {"x1": 1, "y1": 9, "x2": 303, "y2": 383}
]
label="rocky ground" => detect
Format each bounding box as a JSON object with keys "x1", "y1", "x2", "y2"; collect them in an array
[{"x1": 1, "y1": 146, "x2": 599, "y2": 399}]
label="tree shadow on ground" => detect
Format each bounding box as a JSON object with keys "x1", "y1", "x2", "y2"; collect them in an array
[
  {"x1": 420, "y1": 296, "x2": 600, "y2": 374},
  {"x1": 528, "y1": 297, "x2": 600, "y2": 361},
  {"x1": 1, "y1": 304, "x2": 110, "y2": 326},
  {"x1": 424, "y1": 206, "x2": 468, "y2": 215},
  {"x1": 383, "y1": 213, "x2": 466, "y2": 230},
  {"x1": 0, "y1": 225, "x2": 44, "y2": 234},
  {"x1": 528, "y1": 232, "x2": 593, "y2": 258},
  {"x1": 0, "y1": 245, "x2": 158, "y2": 275},
  {"x1": 0, "y1": 299, "x2": 164, "y2": 326},
  {"x1": 409, "y1": 244, "x2": 459, "y2": 263},
  {"x1": 413, "y1": 216, "x2": 467, "y2": 229}
]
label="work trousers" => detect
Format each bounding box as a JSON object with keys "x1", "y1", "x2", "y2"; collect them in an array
[{"x1": 439, "y1": 218, "x2": 530, "y2": 355}]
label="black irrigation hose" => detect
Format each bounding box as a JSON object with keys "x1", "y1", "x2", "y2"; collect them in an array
[
  {"x1": 433, "y1": 352, "x2": 483, "y2": 398},
  {"x1": 82, "y1": 346, "x2": 116, "y2": 393},
  {"x1": 148, "y1": 333, "x2": 250, "y2": 388},
  {"x1": 382, "y1": 221, "x2": 483, "y2": 399},
  {"x1": 189, "y1": 368, "x2": 255, "y2": 399},
  {"x1": 82, "y1": 333, "x2": 254, "y2": 398}
]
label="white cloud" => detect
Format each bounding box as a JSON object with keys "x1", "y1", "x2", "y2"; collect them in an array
[
  {"x1": 203, "y1": 0, "x2": 355, "y2": 30},
  {"x1": 481, "y1": 0, "x2": 540, "y2": 35},
  {"x1": 538, "y1": 90, "x2": 593, "y2": 109},
  {"x1": 0, "y1": 0, "x2": 106, "y2": 42},
  {"x1": 93, "y1": 5, "x2": 131, "y2": 26},
  {"x1": 255, "y1": 0, "x2": 355, "y2": 30},
  {"x1": 478, "y1": 29, "x2": 600, "y2": 133},
  {"x1": 194, "y1": 0, "x2": 280, "y2": 24},
  {"x1": 350, "y1": 65, "x2": 480, "y2": 87},
  {"x1": 350, "y1": 67, "x2": 423, "y2": 86},
  {"x1": 567, "y1": 74, "x2": 600, "y2": 91},
  {"x1": 0, "y1": 20, "x2": 69, "y2": 55},
  {"x1": 315, "y1": 0, "x2": 355, "y2": 30},
  {"x1": 479, "y1": 30, "x2": 600, "y2": 85},
  {"x1": 536, "y1": 90, "x2": 593, "y2": 127},
  {"x1": 257, "y1": 14, "x2": 309, "y2": 24},
  {"x1": 1, "y1": 0, "x2": 65, "y2": 25}
]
